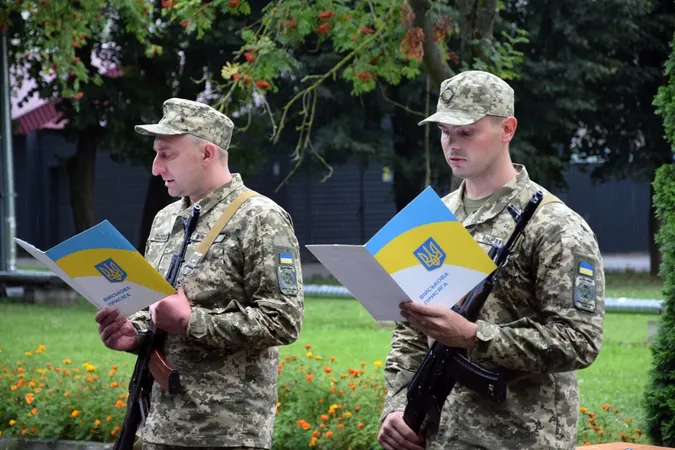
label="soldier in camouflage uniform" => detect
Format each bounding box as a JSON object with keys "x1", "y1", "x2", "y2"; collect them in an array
[
  {"x1": 95, "y1": 98, "x2": 304, "y2": 450},
  {"x1": 377, "y1": 71, "x2": 605, "y2": 450}
]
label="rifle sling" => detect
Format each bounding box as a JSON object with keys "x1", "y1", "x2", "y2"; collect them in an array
[{"x1": 188, "y1": 189, "x2": 259, "y2": 267}]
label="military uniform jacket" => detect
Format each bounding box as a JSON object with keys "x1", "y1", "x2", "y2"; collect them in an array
[
  {"x1": 380, "y1": 165, "x2": 605, "y2": 450},
  {"x1": 128, "y1": 174, "x2": 304, "y2": 448}
]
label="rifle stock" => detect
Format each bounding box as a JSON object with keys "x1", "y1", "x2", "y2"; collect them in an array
[
  {"x1": 113, "y1": 204, "x2": 201, "y2": 450},
  {"x1": 401, "y1": 190, "x2": 545, "y2": 434}
]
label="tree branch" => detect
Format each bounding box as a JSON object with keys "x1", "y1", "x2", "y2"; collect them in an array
[{"x1": 407, "y1": 0, "x2": 454, "y2": 90}]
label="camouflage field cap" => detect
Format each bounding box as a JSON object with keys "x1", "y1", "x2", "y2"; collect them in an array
[
  {"x1": 135, "y1": 98, "x2": 234, "y2": 151},
  {"x1": 418, "y1": 70, "x2": 514, "y2": 126}
]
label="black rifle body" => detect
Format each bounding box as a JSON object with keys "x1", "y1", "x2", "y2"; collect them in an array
[
  {"x1": 402, "y1": 191, "x2": 545, "y2": 434},
  {"x1": 113, "y1": 204, "x2": 201, "y2": 450}
]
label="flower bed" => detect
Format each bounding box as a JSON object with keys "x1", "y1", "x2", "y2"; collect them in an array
[{"x1": 0, "y1": 344, "x2": 652, "y2": 448}]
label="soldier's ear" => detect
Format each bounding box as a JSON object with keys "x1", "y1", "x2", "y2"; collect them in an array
[
  {"x1": 501, "y1": 117, "x2": 517, "y2": 143},
  {"x1": 201, "y1": 142, "x2": 218, "y2": 165}
]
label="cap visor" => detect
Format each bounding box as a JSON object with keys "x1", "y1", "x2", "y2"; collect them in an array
[
  {"x1": 418, "y1": 110, "x2": 484, "y2": 126},
  {"x1": 134, "y1": 124, "x2": 185, "y2": 137}
]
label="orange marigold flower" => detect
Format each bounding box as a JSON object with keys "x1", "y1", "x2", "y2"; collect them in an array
[
  {"x1": 255, "y1": 80, "x2": 270, "y2": 90},
  {"x1": 71, "y1": 410, "x2": 80, "y2": 418},
  {"x1": 312, "y1": 430, "x2": 320, "y2": 437},
  {"x1": 325, "y1": 431, "x2": 333, "y2": 438},
  {"x1": 110, "y1": 382, "x2": 119, "y2": 388},
  {"x1": 31, "y1": 408, "x2": 37, "y2": 416},
  {"x1": 337, "y1": 423, "x2": 344, "y2": 429},
  {"x1": 324, "y1": 366, "x2": 332, "y2": 373},
  {"x1": 305, "y1": 344, "x2": 311, "y2": 350},
  {"x1": 306, "y1": 374, "x2": 314, "y2": 382},
  {"x1": 329, "y1": 356, "x2": 336, "y2": 362},
  {"x1": 602, "y1": 404, "x2": 611, "y2": 410},
  {"x1": 588, "y1": 418, "x2": 595, "y2": 424},
  {"x1": 579, "y1": 407, "x2": 588, "y2": 413},
  {"x1": 115, "y1": 400, "x2": 125, "y2": 408},
  {"x1": 321, "y1": 414, "x2": 329, "y2": 421},
  {"x1": 357, "y1": 422, "x2": 365, "y2": 429},
  {"x1": 318, "y1": 11, "x2": 334, "y2": 19},
  {"x1": 25, "y1": 393, "x2": 34, "y2": 404},
  {"x1": 636, "y1": 429, "x2": 643, "y2": 435}
]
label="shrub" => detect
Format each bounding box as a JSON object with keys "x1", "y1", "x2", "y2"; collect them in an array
[{"x1": 644, "y1": 162, "x2": 675, "y2": 447}]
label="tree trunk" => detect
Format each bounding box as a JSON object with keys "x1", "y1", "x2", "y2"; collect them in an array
[
  {"x1": 66, "y1": 126, "x2": 98, "y2": 233},
  {"x1": 137, "y1": 173, "x2": 174, "y2": 254},
  {"x1": 459, "y1": 0, "x2": 498, "y2": 65}
]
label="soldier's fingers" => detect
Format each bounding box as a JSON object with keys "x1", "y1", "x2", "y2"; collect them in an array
[
  {"x1": 95, "y1": 308, "x2": 118, "y2": 326},
  {"x1": 379, "y1": 427, "x2": 424, "y2": 450},
  {"x1": 390, "y1": 414, "x2": 425, "y2": 445},
  {"x1": 100, "y1": 320, "x2": 122, "y2": 342}
]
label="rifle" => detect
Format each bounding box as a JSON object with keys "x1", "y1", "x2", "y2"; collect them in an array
[
  {"x1": 402, "y1": 190, "x2": 545, "y2": 434},
  {"x1": 113, "y1": 204, "x2": 201, "y2": 450}
]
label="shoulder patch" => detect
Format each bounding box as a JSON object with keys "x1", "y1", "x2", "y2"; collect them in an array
[
  {"x1": 573, "y1": 258, "x2": 596, "y2": 312},
  {"x1": 275, "y1": 246, "x2": 298, "y2": 296}
]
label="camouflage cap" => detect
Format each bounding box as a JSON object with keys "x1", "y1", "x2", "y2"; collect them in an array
[
  {"x1": 418, "y1": 70, "x2": 514, "y2": 126},
  {"x1": 135, "y1": 98, "x2": 234, "y2": 151}
]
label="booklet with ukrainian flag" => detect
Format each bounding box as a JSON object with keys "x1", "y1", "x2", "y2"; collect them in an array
[
  {"x1": 15, "y1": 221, "x2": 175, "y2": 317},
  {"x1": 306, "y1": 186, "x2": 498, "y2": 321}
]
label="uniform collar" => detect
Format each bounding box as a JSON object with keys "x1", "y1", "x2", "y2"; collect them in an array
[
  {"x1": 179, "y1": 173, "x2": 245, "y2": 217},
  {"x1": 450, "y1": 164, "x2": 530, "y2": 227}
]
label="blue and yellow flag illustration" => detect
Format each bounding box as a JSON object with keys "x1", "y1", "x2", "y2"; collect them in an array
[
  {"x1": 365, "y1": 187, "x2": 497, "y2": 307},
  {"x1": 18, "y1": 220, "x2": 175, "y2": 316}
]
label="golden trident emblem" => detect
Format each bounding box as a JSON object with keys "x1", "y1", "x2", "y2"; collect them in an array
[
  {"x1": 96, "y1": 259, "x2": 126, "y2": 282},
  {"x1": 416, "y1": 240, "x2": 444, "y2": 269}
]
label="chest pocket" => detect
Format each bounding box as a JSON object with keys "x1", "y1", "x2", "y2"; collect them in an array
[{"x1": 145, "y1": 232, "x2": 170, "y2": 264}]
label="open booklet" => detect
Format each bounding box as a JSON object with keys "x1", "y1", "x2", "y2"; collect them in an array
[
  {"x1": 306, "y1": 186, "x2": 497, "y2": 321},
  {"x1": 15, "y1": 220, "x2": 175, "y2": 316}
]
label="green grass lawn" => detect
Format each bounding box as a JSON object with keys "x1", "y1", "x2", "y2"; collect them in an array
[{"x1": 0, "y1": 271, "x2": 663, "y2": 445}]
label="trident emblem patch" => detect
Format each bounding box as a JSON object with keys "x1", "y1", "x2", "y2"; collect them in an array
[
  {"x1": 95, "y1": 258, "x2": 127, "y2": 283},
  {"x1": 414, "y1": 237, "x2": 446, "y2": 271}
]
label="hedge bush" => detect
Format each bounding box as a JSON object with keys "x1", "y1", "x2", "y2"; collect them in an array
[{"x1": 643, "y1": 162, "x2": 675, "y2": 447}]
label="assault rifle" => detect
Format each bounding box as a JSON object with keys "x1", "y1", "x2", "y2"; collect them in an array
[
  {"x1": 113, "y1": 204, "x2": 201, "y2": 450},
  {"x1": 402, "y1": 190, "x2": 545, "y2": 434}
]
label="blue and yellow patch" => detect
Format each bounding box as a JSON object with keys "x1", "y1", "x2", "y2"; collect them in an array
[
  {"x1": 276, "y1": 248, "x2": 298, "y2": 296},
  {"x1": 578, "y1": 261, "x2": 594, "y2": 277},
  {"x1": 279, "y1": 252, "x2": 294, "y2": 265}
]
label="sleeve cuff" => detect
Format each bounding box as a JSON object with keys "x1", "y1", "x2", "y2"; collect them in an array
[{"x1": 186, "y1": 307, "x2": 208, "y2": 340}]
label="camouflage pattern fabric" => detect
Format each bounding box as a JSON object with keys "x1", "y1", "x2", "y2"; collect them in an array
[
  {"x1": 141, "y1": 444, "x2": 265, "y2": 450},
  {"x1": 418, "y1": 70, "x2": 514, "y2": 126},
  {"x1": 135, "y1": 98, "x2": 234, "y2": 151},
  {"x1": 380, "y1": 165, "x2": 605, "y2": 450},
  {"x1": 128, "y1": 173, "x2": 304, "y2": 448}
]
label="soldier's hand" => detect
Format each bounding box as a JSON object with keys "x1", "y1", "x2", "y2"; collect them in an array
[
  {"x1": 400, "y1": 301, "x2": 477, "y2": 349},
  {"x1": 378, "y1": 411, "x2": 425, "y2": 450},
  {"x1": 150, "y1": 286, "x2": 191, "y2": 334},
  {"x1": 95, "y1": 308, "x2": 139, "y2": 352}
]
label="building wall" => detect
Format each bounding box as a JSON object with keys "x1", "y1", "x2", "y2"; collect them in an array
[{"x1": 7, "y1": 130, "x2": 651, "y2": 260}]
